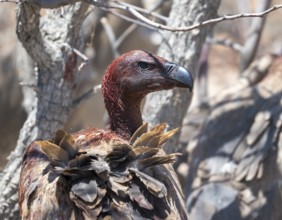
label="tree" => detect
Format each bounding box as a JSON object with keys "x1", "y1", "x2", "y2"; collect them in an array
[{"x1": 0, "y1": 0, "x2": 281, "y2": 219}]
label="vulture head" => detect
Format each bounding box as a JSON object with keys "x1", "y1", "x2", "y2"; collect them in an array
[
  {"x1": 19, "y1": 50, "x2": 192, "y2": 220},
  {"x1": 102, "y1": 50, "x2": 193, "y2": 139}
]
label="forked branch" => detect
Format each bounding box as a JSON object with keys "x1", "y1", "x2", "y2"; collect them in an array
[{"x1": 102, "y1": 2, "x2": 282, "y2": 32}]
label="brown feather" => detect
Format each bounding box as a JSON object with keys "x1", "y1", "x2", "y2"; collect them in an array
[
  {"x1": 53, "y1": 130, "x2": 67, "y2": 145},
  {"x1": 133, "y1": 123, "x2": 166, "y2": 148},
  {"x1": 39, "y1": 140, "x2": 69, "y2": 165},
  {"x1": 129, "y1": 123, "x2": 148, "y2": 145},
  {"x1": 129, "y1": 167, "x2": 167, "y2": 198},
  {"x1": 59, "y1": 134, "x2": 77, "y2": 158},
  {"x1": 19, "y1": 50, "x2": 190, "y2": 220}
]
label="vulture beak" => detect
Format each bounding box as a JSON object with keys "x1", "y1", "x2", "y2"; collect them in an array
[{"x1": 164, "y1": 62, "x2": 194, "y2": 91}]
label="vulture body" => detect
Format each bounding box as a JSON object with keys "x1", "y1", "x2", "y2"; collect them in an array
[
  {"x1": 181, "y1": 55, "x2": 282, "y2": 220},
  {"x1": 19, "y1": 50, "x2": 193, "y2": 219}
]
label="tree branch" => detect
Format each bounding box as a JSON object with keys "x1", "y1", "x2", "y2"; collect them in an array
[
  {"x1": 0, "y1": 2, "x2": 89, "y2": 218},
  {"x1": 207, "y1": 37, "x2": 242, "y2": 52},
  {"x1": 102, "y1": 1, "x2": 282, "y2": 32},
  {"x1": 143, "y1": 0, "x2": 221, "y2": 153},
  {"x1": 101, "y1": 17, "x2": 120, "y2": 58},
  {"x1": 72, "y1": 84, "x2": 101, "y2": 108},
  {"x1": 239, "y1": 0, "x2": 271, "y2": 72},
  {"x1": 2, "y1": 0, "x2": 282, "y2": 34}
]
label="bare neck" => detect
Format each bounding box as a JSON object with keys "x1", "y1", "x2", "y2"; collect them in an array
[{"x1": 105, "y1": 94, "x2": 143, "y2": 140}]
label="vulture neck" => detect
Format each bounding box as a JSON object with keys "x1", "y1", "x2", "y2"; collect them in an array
[{"x1": 104, "y1": 92, "x2": 144, "y2": 140}]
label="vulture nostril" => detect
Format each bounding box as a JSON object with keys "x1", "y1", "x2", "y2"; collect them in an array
[
  {"x1": 165, "y1": 62, "x2": 178, "y2": 75},
  {"x1": 167, "y1": 65, "x2": 174, "y2": 73}
]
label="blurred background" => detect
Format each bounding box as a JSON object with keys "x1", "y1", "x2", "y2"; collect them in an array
[{"x1": 0, "y1": 0, "x2": 281, "y2": 170}]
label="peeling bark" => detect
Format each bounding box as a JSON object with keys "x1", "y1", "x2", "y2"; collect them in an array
[
  {"x1": 0, "y1": 3, "x2": 89, "y2": 219},
  {"x1": 143, "y1": 0, "x2": 221, "y2": 153},
  {"x1": 0, "y1": 0, "x2": 223, "y2": 218}
]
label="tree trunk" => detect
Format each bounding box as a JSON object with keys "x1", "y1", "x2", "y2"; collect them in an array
[
  {"x1": 0, "y1": 0, "x2": 223, "y2": 218},
  {"x1": 143, "y1": 0, "x2": 221, "y2": 153},
  {"x1": 0, "y1": 3, "x2": 89, "y2": 219}
]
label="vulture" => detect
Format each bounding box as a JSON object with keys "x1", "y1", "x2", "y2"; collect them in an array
[
  {"x1": 19, "y1": 50, "x2": 193, "y2": 219},
  {"x1": 180, "y1": 54, "x2": 282, "y2": 220}
]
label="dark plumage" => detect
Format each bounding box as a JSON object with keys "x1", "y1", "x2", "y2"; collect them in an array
[{"x1": 19, "y1": 50, "x2": 193, "y2": 219}]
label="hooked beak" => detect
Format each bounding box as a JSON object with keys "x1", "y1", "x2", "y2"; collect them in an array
[{"x1": 164, "y1": 62, "x2": 193, "y2": 91}]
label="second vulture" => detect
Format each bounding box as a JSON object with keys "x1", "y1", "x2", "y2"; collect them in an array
[{"x1": 19, "y1": 50, "x2": 193, "y2": 219}]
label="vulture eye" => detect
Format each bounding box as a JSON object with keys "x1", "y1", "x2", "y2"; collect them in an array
[{"x1": 138, "y1": 62, "x2": 150, "y2": 70}]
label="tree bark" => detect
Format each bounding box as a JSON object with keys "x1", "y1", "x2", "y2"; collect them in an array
[
  {"x1": 0, "y1": 0, "x2": 223, "y2": 218},
  {"x1": 143, "y1": 0, "x2": 221, "y2": 153},
  {"x1": 0, "y1": 3, "x2": 89, "y2": 219}
]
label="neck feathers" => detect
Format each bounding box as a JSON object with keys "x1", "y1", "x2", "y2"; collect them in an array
[{"x1": 102, "y1": 68, "x2": 143, "y2": 140}]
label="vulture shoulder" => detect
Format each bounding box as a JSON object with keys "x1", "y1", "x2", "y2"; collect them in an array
[{"x1": 19, "y1": 124, "x2": 188, "y2": 219}]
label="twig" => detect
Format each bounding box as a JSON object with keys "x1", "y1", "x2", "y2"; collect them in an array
[
  {"x1": 207, "y1": 37, "x2": 242, "y2": 52},
  {"x1": 110, "y1": 0, "x2": 168, "y2": 22},
  {"x1": 72, "y1": 84, "x2": 101, "y2": 107},
  {"x1": 114, "y1": 23, "x2": 137, "y2": 49},
  {"x1": 0, "y1": 0, "x2": 20, "y2": 3},
  {"x1": 102, "y1": 3, "x2": 282, "y2": 32},
  {"x1": 62, "y1": 43, "x2": 90, "y2": 71},
  {"x1": 189, "y1": 54, "x2": 275, "y2": 110},
  {"x1": 100, "y1": 17, "x2": 120, "y2": 58},
  {"x1": 113, "y1": 0, "x2": 166, "y2": 49},
  {"x1": 19, "y1": 82, "x2": 40, "y2": 93},
  {"x1": 196, "y1": 42, "x2": 210, "y2": 105},
  {"x1": 103, "y1": 8, "x2": 156, "y2": 30},
  {"x1": 239, "y1": 0, "x2": 271, "y2": 72},
  {"x1": 62, "y1": 43, "x2": 89, "y2": 62}
]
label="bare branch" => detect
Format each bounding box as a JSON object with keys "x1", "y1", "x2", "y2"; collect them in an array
[
  {"x1": 62, "y1": 43, "x2": 90, "y2": 71},
  {"x1": 101, "y1": 17, "x2": 120, "y2": 58},
  {"x1": 190, "y1": 54, "x2": 275, "y2": 110},
  {"x1": 2, "y1": 0, "x2": 282, "y2": 34},
  {"x1": 109, "y1": 0, "x2": 168, "y2": 22},
  {"x1": 5, "y1": 0, "x2": 281, "y2": 34},
  {"x1": 239, "y1": 0, "x2": 271, "y2": 72},
  {"x1": 113, "y1": 0, "x2": 166, "y2": 50},
  {"x1": 63, "y1": 44, "x2": 89, "y2": 62},
  {"x1": 196, "y1": 42, "x2": 210, "y2": 106},
  {"x1": 0, "y1": 0, "x2": 20, "y2": 3},
  {"x1": 72, "y1": 84, "x2": 101, "y2": 107},
  {"x1": 207, "y1": 37, "x2": 242, "y2": 52},
  {"x1": 61, "y1": 42, "x2": 90, "y2": 72},
  {"x1": 102, "y1": 2, "x2": 282, "y2": 32},
  {"x1": 114, "y1": 23, "x2": 137, "y2": 49},
  {"x1": 19, "y1": 82, "x2": 40, "y2": 93},
  {"x1": 103, "y1": 8, "x2": 157, "y2": 30},
  {"x1": 143, "y1": 0, "x2": 221, "y2": 153}
]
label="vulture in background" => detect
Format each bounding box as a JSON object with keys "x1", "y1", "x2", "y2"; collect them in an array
[
  {"x1": 19, "y1": 50, "x2": 193, "y2": 219},
  {"x1": 181, "y1": 54, "x2": 282, "y2": 220}
]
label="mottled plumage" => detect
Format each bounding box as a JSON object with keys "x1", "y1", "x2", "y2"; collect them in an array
[
  {"x1": 20, "y1": 124, "x2": 187, "y2": 219},
  {"x1": 19, "y1": 50, "x2": 193, "y2": 219}
]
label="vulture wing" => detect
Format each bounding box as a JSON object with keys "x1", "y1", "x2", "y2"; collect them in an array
[{"x1": 19, "y1": 124, "x2": 188, "y2": 219}]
